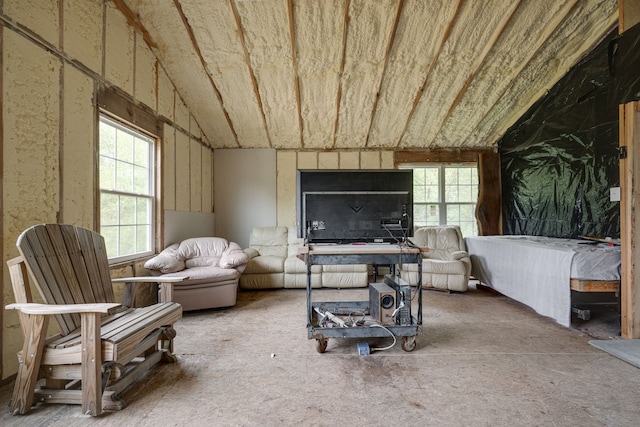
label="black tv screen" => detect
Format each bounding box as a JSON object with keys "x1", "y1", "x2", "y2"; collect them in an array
[{"x1": 297, "y1": 170, "x2": 413, "y2": 243}]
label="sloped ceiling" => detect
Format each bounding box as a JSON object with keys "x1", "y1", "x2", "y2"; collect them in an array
[{"x1": 121, "y1": 0, "x2": 618, "y2": 150}]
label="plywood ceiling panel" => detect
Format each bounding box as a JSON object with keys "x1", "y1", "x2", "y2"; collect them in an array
[{"x1": 122, "y1": 0, "x2": 618, "y2": 151}]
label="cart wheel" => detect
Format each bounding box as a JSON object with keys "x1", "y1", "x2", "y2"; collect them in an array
[
  {"x1": 402, "y1": 335, "x2": 416, "y2": 352},
  {"x1": 316, "y1": 338, "x2": 328, "y2": 353}
]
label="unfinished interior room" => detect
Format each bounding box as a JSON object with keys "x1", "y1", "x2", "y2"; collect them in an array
[{"x1": 2, "y1": 0, "x2": 640, "y2": 425}]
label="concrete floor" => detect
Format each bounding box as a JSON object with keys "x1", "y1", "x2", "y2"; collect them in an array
[{"x1": 1, "y1": 283, "x2": 638, "y2": 426}]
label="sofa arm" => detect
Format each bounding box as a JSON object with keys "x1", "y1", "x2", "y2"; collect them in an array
[
  {"x1": 244, "y1": 247, "x2": 260, "y2": 259},
  {"x1": 448, "y1": 250, "x2": 469, "y2": 261},
  {"x1": 220, "y1": 242, "x2": 250, "y2": 268},
  {"x1": 144, "y1": 247, "x2": 185, "y2": 274}
]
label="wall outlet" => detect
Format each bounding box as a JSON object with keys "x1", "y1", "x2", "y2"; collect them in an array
[{"x1": 610, "y1": 187, "x2": 620, "y2": 202}]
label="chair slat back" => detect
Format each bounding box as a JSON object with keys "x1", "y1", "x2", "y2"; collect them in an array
[{"x1": 16, "y1": 224, "x2": 116, "y2": 336}]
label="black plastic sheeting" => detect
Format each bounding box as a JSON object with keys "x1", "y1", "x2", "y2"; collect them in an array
[
  {"x1": 498, "y1": 27, "x2": 625, "y2": 238},
  {"x1": 610, "y1": 21, "x2": 640, "y2": 103}
]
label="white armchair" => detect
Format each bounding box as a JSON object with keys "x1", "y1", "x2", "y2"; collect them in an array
[{"x1": 399, "y1": 225, "x2": 471, "y2": 292}]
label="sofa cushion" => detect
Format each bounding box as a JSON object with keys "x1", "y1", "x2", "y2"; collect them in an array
[
  {"x1": 249, "y1": 226, "x2": 288, "y2": 258},
  {"x1": 177, "y1": 237, "x2": 229, "y2": 256},
  {"x1": 402, "y1": 259, "x2": 468, "y2": 275},
  {"x1": 287, "y1": 226, "x2": 305, "y2": 257},
  {"x1": 185, "y1": 256, "x2": 220, "y2": 268},
  {"x1": 284, "y1": 256, "x2": 322, "y2": 274},
  {"x1": 177, "y1": 237, "x2": 230, "y2": 265},
  {"x1": 144, "y1": 243, "x2": 185, "y2": 273},
  {"x1": 244, "y1": 255, "x2": 285, "y2": 274}
]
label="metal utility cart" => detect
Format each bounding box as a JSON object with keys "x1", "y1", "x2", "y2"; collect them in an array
[{"x1": 298, "y1": 243, "x2": 423, "y2": 353}]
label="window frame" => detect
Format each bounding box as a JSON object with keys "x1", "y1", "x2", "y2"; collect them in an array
[{"x1": 98, "y1": 109, "x2": 161, "y2": 265}]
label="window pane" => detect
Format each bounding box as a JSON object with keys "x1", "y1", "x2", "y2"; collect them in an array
[
  {"x1": 459, "y1": 204, "x2": 476, "y2": 219},
  {"x1": 100, "y1": 121, "x2": 116, "y2": 157},
  {"x1": 459, "y1": 222, "x2": 476, "y2": 239},
  {"x1": 414, "y1": 204, "x2": 427, "y2": 223},
  {"x1": 100, "y1": 157, "x2": 116, "y2": 190},
  {"x1": 426, "y1": 204, "x2": 439, "y2": 225},
  {"x1": 445, "y1": 168, "x2": 458, "y2": 185},
  {"x1": 445, "y1": 183, "x2": 459, "y2": 202},
  {"x1": 120, "y1": 195, "x2": 136, "y2": 225},
  {"x1": 133, "y1": 165, "x2": 149, "y2": 194},
  {"x1": 101, "y1": 193, "x2": 119, "y2": 225},
  {"x1": 119, "y1": 225, "x2": 135, "y2": 255},
  {"x1": 102, "y1": 226, "x2": 118, "y2": 257},
  {"x1": 116, "y1": 129, "x2": 134, "y2": 164},
  {"x1": 446, "y1": 204, "x2": 460, "y2": 223},
  {"x1": 136, "y1": 225, "x2": 150, "y2": 252},
  {"x1": 115, "y1": 161, "x2": 133, "y2": 192},
  {"x1": 134, "y1": 138, "x2": 150, "y2": 167},
  {"x1": 425, "y1": 184, "x2": 439, "y2": 203},
  {"x1": 413, "y1": 168, "x2": 426, "y2": 185},
  {"x1": 136, "y1": 197, "x2": 151, "y2": 223}
]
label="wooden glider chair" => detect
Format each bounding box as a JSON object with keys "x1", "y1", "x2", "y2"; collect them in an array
[{"x1": 5, "y1": 224, "x2": 185, "y2": 416}]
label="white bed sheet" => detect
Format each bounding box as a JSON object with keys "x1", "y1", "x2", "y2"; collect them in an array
[{"x1": 464, "y1": 236, "x2": 621, "y2": 327}]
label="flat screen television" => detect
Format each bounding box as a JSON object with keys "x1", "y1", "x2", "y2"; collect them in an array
[{"x1": 297, "y1": 170, "x2": 413, "y2": 243}]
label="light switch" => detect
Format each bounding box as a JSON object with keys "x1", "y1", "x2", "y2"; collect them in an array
[{"x1": 610, "y1": 187, "x2": 620, "y2": 202}]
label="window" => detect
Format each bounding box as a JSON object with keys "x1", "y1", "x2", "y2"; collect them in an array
[
  {"x1": 403, "y1": 165, "x2": 478, "y2": 237},
  {"x1": 99, "y1": 115, "x2": 155, "y2": 262}
]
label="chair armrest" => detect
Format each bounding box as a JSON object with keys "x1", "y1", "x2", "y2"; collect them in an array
[
  {"x1": 449, "y1": 251, "x2": 469, "y2": 261},
  {"x1": 244, "y1": 248, "x2": 260, "y2": 259},
  {"x1": 111, "y1": 276, "x2": 189, "y2": 283},
  {"x1": 6, "y1": 302, "x2": 120, "y2": 315},
  {"x1": 112, "y1": 276, "x2": 189, "y2": 306}
]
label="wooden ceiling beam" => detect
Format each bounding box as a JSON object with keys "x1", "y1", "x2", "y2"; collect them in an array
[
  {"x1": 331, "y1": 0, "x2": 351, "y2": 150},
  {"x1": 287, "y1": 0, "x2": 304, "y2": 148}
]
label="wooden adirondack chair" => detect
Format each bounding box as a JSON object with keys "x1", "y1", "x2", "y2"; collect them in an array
[{"x1": 5, "y1": 224, "x2": 186, "y2": 416}]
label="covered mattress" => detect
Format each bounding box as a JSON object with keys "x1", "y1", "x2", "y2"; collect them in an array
[{"x1": 465, "y1": 235, "x2": 621, "y2": 327}]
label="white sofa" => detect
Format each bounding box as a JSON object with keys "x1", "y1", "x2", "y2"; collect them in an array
[
  {"x1": 240, "y1": 226, "x2": 368, "y2": 289},
  {"x1": 399, "y1": 225, "x2": 471, "y2": 292},
  {"x1": 144, "y1": 237, "x2": 249, "y2": 310}
]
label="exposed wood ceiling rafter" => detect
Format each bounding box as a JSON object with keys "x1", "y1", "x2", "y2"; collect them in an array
[
  {"x1": 287, "y1": 0, "x2": 304, "y2": 148},
  {"x1": 331, "y1": 0, "x2": 352, "y2": 150}
]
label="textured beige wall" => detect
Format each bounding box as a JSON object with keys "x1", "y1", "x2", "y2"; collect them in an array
[
  {"x1": 63, "y1": 66, "x2": 95, "y2": 228},
  {"x1": 64, "y1": 0, "x2": 103, "y2": 74},
  {"x1": 105, "y1": 2, "x2": 134, "y2": 95},
  {"x1": 2, "y1": 29, "x2": 61, "y2": 381},
  {"x1": 1, "y1": 1, "x2": 213, "y2": 380}
]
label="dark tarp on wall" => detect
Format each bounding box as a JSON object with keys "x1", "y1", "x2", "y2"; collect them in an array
[
  {"x1": 498, "y1": 28, "x2": 621, "y2": 238},
  {"x1": 610, "y1": 21, "x2": 640, "y2": 104}
]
